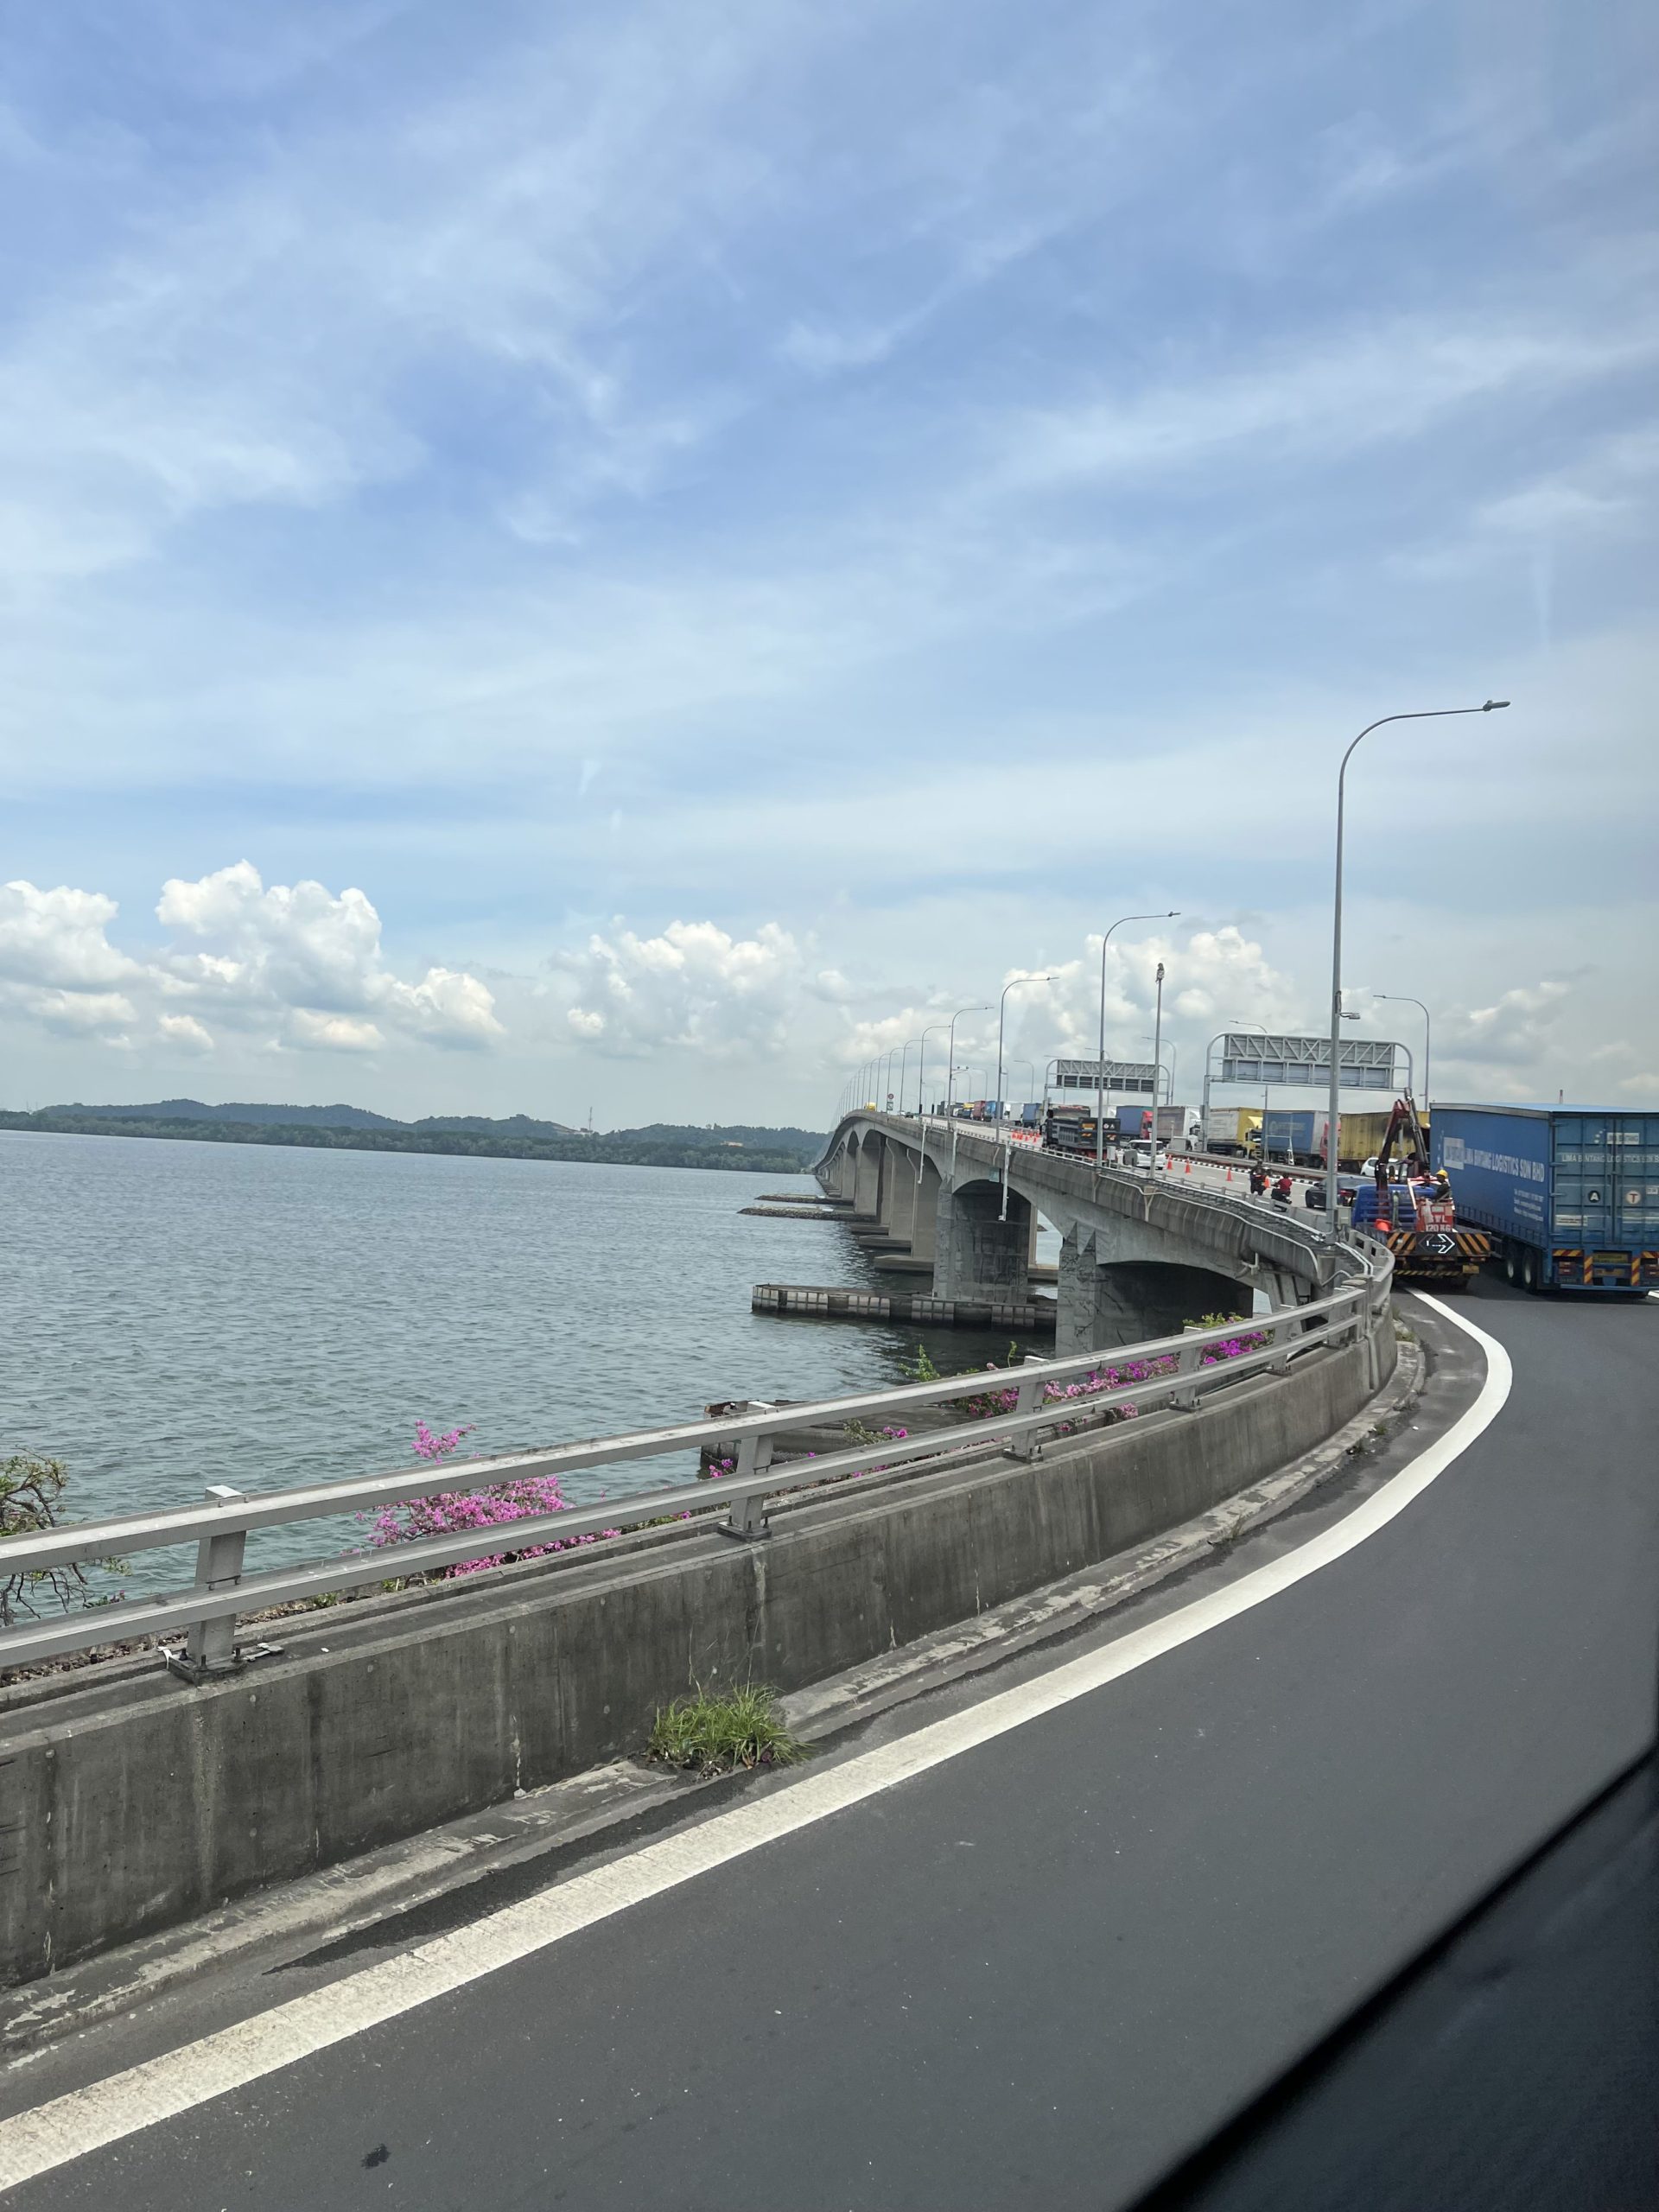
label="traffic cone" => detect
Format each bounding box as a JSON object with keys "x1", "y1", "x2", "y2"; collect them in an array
[
  {"x1": 1183, "y1": 1157, "x2": 1192, "y2": 1174},
  {"x1": 1225, "y1": 1166, "x2": 1233, "y2": 1183}
]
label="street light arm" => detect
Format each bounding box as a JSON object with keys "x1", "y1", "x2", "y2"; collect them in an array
[
  {"x1": 1326, "y1": 701, "x2": 1506, "y2": 1235},
  {"x1": 1095, "y1": 911, "x2": 1179, "y2": 1173}
]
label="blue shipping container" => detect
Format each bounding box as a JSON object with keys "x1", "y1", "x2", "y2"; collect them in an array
[
  {"x1": 1261, "y1": 1110, "x2": 1325, "y2": 1160},
  {"x1": 1433, "y1": 1104, "x2": 1659, "y2": 1293}
]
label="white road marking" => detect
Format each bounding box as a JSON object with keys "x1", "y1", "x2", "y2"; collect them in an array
[{"x1": 0, "y1": 1296, "x2": 1510, "y2": 2194}]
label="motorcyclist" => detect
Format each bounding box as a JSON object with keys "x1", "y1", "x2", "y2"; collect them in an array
[{"x1": 1272, "y1": 1173, "x2": 1294, "y2": 1206}]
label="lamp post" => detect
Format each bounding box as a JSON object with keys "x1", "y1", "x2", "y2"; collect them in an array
[
  {"x1": 916, "y1": 1019, "x2": 952, "y2": 1136},
  {"x1": 897, "y1": 1039, "x2": 919, "y2": 1118},
  {"x1": 1325, "y1": 702, "x2": 1508, "y2": 1237},
  {"x1": 994, "y1": 976, "x2": 1056, "y2": 1220},
  {"x1": 944, "y1": 1007, "x2": 990, "y2": 1123},
  {"x1": 1094, "y1": 912, "x2": 1179, "y2": 1173},
  {"x1": 995, "y1": 976, "x2": 1054, "y2": 1128},
  {"x1": 1147, "y1": 963, "x2": 1166, "y2": 1169},
  {"x1": 1373, "y1": 994, "x2": 1432, "y2": 1108}
]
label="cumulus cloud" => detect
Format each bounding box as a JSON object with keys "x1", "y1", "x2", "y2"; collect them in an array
[
  {"x1": 1440, "y1": 980, "x2": 1569, "y2": 1071},
  {"x1": 1038, "y1": 925, "x2": 1303, "y2": 1067},
  {"x1": 556, "y1": 919, "x2": 805, "y2": 1058},
  {"x1": 156, "y1": 1012, "x2": 214, "y2": 1052},
  {"x1": 0, "y1": 862, "x2": 502, "y2": 1057}
]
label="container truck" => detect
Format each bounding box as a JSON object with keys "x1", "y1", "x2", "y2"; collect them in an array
[
  {"x1": 1335, "y1": 1109, "x2": 1425, "y2": 1172},
  {"x1": 1204, "y1": 1107, "x2": 1263, "y2": 1157},
  {"x1": 1433, "y1": 1104, "x2": 1659, "y2": 1294},
  {"x1": 1044, "y1": 1104, "x2": 1100, "y2": 1159},
  {"x1": 1257, "y1": 1109, "x2": 1328, "y2": 1166}
]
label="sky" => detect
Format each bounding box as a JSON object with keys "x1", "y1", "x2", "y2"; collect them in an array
[{"x1": 1, "y1": 0, "x2": 1655, "y2": 1128}]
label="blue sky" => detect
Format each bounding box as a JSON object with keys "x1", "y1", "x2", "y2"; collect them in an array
[{"x1": 1, "y1": 0, "x2": 1654, "y2": 1123}]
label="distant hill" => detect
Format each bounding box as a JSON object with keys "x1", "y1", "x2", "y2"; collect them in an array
[
  {"x1": 3, "y1": 1102, "x2": 824, "y2": 1174},
  {"x1": 60, "y1": 1097, "x2": 408, "y2": 1130},
  {"x1": 613, "y1": 1122, "x2": 825, "y2": 1151}
]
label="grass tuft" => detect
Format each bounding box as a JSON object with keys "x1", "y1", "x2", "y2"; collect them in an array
[{"x1": 646, "y1": 1683, "x2": 808, "y2": 1776}]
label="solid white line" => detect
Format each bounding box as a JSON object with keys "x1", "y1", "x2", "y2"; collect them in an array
[{"x1": 0, "y1": 1295, "x2": 1511, "y2": 2194}]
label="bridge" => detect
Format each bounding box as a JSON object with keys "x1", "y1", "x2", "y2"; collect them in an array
[{"x1": 818, "y1": 1111, "x2": 1331, "y2": 1346}]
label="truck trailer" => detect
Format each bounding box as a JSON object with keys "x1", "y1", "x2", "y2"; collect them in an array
[
  {"x1": 1256, "y1": 1109, "x2": 1329, "y2": 1166},
  {"x1": 1203, "y1": 1107, "x2": 1262, "y2": 1157},
  {"x1": 1433, "y1": 1104, "x2": 1659, "y2": 1294}
]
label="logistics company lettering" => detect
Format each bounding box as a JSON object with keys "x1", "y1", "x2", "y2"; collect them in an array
[{"x1": 1440, "y1": 1137, "x2": 1545, "y2": 1183}]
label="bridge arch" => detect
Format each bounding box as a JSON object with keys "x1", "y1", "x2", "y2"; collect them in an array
[{"x1": 1056, "y1": 1225, "x2": 1252, "y2": 1353}]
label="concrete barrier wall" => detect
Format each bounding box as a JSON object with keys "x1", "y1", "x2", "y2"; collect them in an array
[{"x1": 0, "y1": 1332, "x2": 1392, "y2": 1984}]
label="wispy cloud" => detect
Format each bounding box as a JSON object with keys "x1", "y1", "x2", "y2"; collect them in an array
[{"x1": 0, "y1": 0, "x2": 1655, "y2": 1120}]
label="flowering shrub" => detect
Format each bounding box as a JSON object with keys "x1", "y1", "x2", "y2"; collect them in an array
[{"x1": 370, "y1": 1421, "x2": 621, "y2": 1576}]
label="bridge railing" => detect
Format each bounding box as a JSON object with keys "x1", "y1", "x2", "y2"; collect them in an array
[
  {"x1": 841, "y1": 1111, "x2": 1346, "y2": 1264},
  {"x1": 0, "y1": 1251, "x2": 1390, "y2": 1682}
]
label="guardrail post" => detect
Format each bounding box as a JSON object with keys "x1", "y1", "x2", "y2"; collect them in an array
[
  {"x1": 167, "y1": 1484, "x2": 247, "y2": 1683},
  {"x1": 721, "y1": 1432, "x2": 775, "y2": 1541},
  {"x1": 1171, "y1": 1338, "x2": 1205, "y2": 1411},
  {"x1": 1006, "y1": 1371, "x2": 1047, "y2": 1460}
]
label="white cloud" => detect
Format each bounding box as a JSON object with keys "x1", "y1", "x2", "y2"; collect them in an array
[
  {"x1": 285, "y1": 1009, "x2": 384, "y2": 1052},
  {"x1": 1436, "y1": 980, "x2": 1571, "y2": 1084},
  {"x1": 0, "y1": 880, "x2": 141, "y2": 990},
  {"x1": 25, "y1": 988, "x2": 138, "y2": 1037},
  {"x1": 0, "y1": 862, "x2": 500, "y2": 1058},
  {"x1": 157, "y1": 861, "x2": 504, "y2": 1048},
  {"x1": 556, "y1": 918, "x2": 805, "y2": 1058},
  {"x1": 156, "y1": 1013, "x2": 214, "y2": 1052},
  {"x1": 999, "y1": 312, "x2": 1659, "y2": 494}
]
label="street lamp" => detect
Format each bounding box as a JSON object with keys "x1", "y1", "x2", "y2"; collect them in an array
[
  {"x1": 995, "y1": 976, "x2": 1056, "y2": 1127},
  {"x1": 1095, "y1": 912, "x2": 1179, "y2": 1172},
  {"x1": 944, "y1": 1007, "x2": 991, "y2": 1122},
  {"x1": 1147, "y1": 963, "x2": 1166, "y2": 1170},
  {"x1": 1326, "y1": 702, "x2": 1508, "y2": 1237},
  {"x1": 1141, "y1": 1037, "x2": 1178, "y2": 1104},
  {"x1": 994, "y1": 975, "x2": 1056, "y2": 1220},
  {"x1": 1373, "y1": 994, "x2": 1432, "y2": 1108},
  {"x1": 916, "y1": 1019, "x2": 953, "y2": 1132}
]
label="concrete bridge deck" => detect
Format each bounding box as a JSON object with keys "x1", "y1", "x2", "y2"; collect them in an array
[{"x1": 817, "y1": 1111, "x2": 1336, "y2": 1349}]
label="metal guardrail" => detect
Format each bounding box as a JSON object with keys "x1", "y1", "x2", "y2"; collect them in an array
[{"x1": 0, "y1": 1260, "x2": 1389, "y2": 1682}]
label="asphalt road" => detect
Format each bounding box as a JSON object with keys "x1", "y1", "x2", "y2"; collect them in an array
[{"x1": 4, "y1": 1278, "x2": 1656, "y2": 2210}]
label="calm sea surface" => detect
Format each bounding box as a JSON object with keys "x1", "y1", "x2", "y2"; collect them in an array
[{"x1": 1, "y1": 1129, "x2": 1037, "y2": 1589}]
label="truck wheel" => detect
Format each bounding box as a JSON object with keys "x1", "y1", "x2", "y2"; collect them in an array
[
  {"x1": 1503, "y1": 1245, "x2": 1521, "y2": 1286},
  {"x1": 1519, "y1": 1247, "x2": 1539, "y2": 1293}
]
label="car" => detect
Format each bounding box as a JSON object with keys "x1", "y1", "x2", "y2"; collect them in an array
[
  {"x1": 1304, "y1": 1174, "x2": 1362, "y2": 1208},
  {"x1": 1359, "y1": 1156, "x2": 1412, "y2": 1183},
  {"x1": 1124, "y1": 1141, "x2": 1170, "y2": 1167}
]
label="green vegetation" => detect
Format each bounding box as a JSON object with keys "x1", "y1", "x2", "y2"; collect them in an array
[
  {"x1": 1, "y1": 1452, "x2": 125, "y2": 1627},
  {"x1": 646, "y1": 1683, "x2": 809, "y2": 1775},
  {"x1": 0, "y1": 1105, "x2": 824, "y2": 1176}
]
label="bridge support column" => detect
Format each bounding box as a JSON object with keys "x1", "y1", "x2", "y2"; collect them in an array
[
  {"x1": 1057, "y1": 1228, "x2": 1250, "y2": 1354},
  {"x1": 852, "y1": 1136, "x2": 882, "y2": 1218},
  {"x1": 884, "y1": 1154, "x2": 918, "y2": 1245},
  {"x1": 906, "y1": 1154, "x2": 942, "y2": 1266},
  {"x1": 933, "y1": 1182, "x2": 1033, "y2": 1303}
]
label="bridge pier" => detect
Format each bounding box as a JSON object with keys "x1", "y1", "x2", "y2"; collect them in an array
[
  {"x1": 883, "y1": 1150, "x2": 918, "y2": 1245},
  {"x1": 933, "y1": 1180, "x2": 1033, "y2": 1303},
  {"x1": 852, "y1": 1133, "x2": 882, "y2": 1218},
  {"x1": 1057, "y1": 1226, "x2": 1250, "y2": 1354},
  {"x1": 906, "y1": 1152, "x2": 942, "y2": 1265}
]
